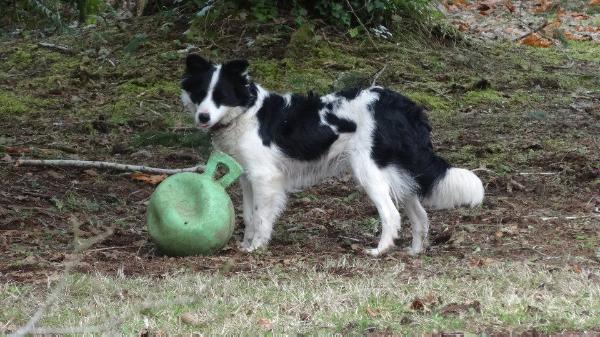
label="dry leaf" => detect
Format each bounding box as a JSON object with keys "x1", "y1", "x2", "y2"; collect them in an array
[
  {"x1": 590, "y1": 0, "x2": 600, "y2": 5},
  {"x1": 520, "y1": 33, "x2": 553, "y2": 48},
  {"x1": 570, "y1": 12, "x2": 589, "y2": 20},
  {"x1": 440, "y1": 301, "x2": 481, "y2": 316},
  {"x1": 533, "y1": 0, "x2": 554, "y2": 13},
  {"x1": 257, "y1": 318, "x2": 273, "y2": 330},
  {"x1": 469, "y1": 257, "x2": 494, "y2": 267},
  {"x1": 541, "y1": 18, "x2": 561, "y2": 36},
  {"x1": 576, "y1": 26, "x2": 600, "y2": 33},
  {"x1": 130, "y1": 172, "x2": 167, "y2": 185},
  {"x1": 504, "y1": 0, "x2": 516, "y2": 12},
  {"x1": 564, "y1": 32, "x2": 592, "y2": 41},
  {"x1": 410, "y1": 298, "x2": 425, "y2": 311},
  {"x1": 5, "y1": 146, "x2": 30, "y2": 154},
  {"x1": 444, "y1": 0, "x2": 468, "y2": 11},
  {"x1": 180, "y1": 312, "x2": 201, "y2": 326},
  {"x1": 366, "y1": 307, "x2": 379, "y2": 318}
]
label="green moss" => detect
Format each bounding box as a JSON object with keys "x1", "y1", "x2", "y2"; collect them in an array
[
  {"x1": 6, "y1": 48, "x2": 33, "y2": 70},
  {"x1": 404, "y1": 90, "x2": 450, "y2": 111},
  {"x1": 565, "y1": 41, "x2": 600, "y2": 62},
  {"x1": 0, "y1": 90, "x2": 28, "y2": 115},
  {"x1": 462, "y1": 89, "x2": 503, "y2": 106}
]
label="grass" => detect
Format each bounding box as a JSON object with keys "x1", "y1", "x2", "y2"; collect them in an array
[{"x1": 2, "y1": 260, "x2": 599, "y2": 334}]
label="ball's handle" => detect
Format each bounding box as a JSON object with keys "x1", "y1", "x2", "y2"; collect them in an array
[{"x1": 203, "y1": 151, "x2": 243, "y2": 189}]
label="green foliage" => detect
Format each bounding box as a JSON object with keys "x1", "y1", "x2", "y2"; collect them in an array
[
  {"x1": 1, "y1": 0, "x2": 106, "y2": 30},
  {"x1": 228, "y1": 0, "x2": 440, "y2": 32}
]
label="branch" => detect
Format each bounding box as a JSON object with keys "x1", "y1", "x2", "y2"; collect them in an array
[
  {"x1": 345, "y1": 0, "x2": 378, "y2": 50},
  {"x1": 37, "y1": 42, "x2": 75, "y2": 55},
  {"x1": 371, "y1": 64, "x2": 388, "y2": 86},
  {"x1": 15, "y1": 159, "x2": 205, "y2": 174}
]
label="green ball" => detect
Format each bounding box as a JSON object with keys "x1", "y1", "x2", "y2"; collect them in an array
[{"x1": 146, "y1": 152, "x2": 243, "y2": 256}]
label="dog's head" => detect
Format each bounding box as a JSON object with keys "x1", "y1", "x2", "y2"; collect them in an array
[{"x1": 181, "y1": 54, "x2": 254, "y2": 129}]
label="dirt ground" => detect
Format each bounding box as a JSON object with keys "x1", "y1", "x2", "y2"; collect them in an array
[{"x1": 1, "y1": 1, "x2": 599, "y2": 333}]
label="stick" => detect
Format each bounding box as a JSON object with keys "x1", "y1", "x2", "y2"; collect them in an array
[
  {"x1": 345, "y1": 0, "x2": 378, "y2": 50},
  {"x1": 15, "y1": 159, "x2": 205, "y2": 174},
  {"x1": 37, "y1": 42, "x2": 75, "y2": 55},
  {"x1": 518, "y1": 172, "x2": 559, "y2": 176},
  {"x1": 371, "y1": 64, "x2": 388, "y2": 86}
]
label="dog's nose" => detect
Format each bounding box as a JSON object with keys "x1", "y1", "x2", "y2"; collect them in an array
[{"x1": 198, "y1": 113, "x2": 210, "y2": 124}]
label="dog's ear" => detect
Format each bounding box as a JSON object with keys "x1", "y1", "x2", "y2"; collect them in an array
[
  {"x1": 223, "y1": 59, "x2": 249, "y2": 76},
  {"x1": 186, "y1": 54, "x2": 211, "y2": 73}
]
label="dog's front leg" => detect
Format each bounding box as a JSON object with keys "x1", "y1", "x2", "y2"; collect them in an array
[
  {"x1": 241, "y1": 176, "x2": 287, "y2": 252},
  {"x1": 238, "y1": 175, "x2": 255, "y2": 250}
]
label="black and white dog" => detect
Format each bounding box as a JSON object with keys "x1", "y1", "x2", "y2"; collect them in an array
[{"x1": 181, "y1": 54, "x2": 484, "y2": 256}]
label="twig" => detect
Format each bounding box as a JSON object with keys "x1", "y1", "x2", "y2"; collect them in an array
[
  {"x1": 518, "y1": 172, "x2": 559, "y2": 176},
  {"x1": 345, "y1": 0, "x2": 378, "y2": 50},
  {"x1": 371, "y1": 64, "x2": 388, "y2": 87},
  {"x1": 15, "y1": 159, "x2": 205, "y2": 175},
  {"x1": 37, "y1": 42, "x2": 75, "y2": 55}
]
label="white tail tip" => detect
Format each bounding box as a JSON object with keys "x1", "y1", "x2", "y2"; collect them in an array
[{"x1": 422, "y1": 167, "x2": 484, "y2": 210}]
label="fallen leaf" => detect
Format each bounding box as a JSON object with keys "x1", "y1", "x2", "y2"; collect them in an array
[
  {"x1": 410, "y1": 298, "x2": 425, "y2": 311},
  {"x1": 576, "y1": 26, "x2": 600, "y2": 33},
  {"x1": 4, "y1": 146, "x2": 30, "y2": 154},
  {"x1": 410, "y1": 293, "x2": 437, "y2": 312},
  {"x1": 541, "y1": 18, "x2": 561, "y2": 37},
  {"x1": 46, "y1": 170, "x2": 65, "y2": 180},
  {"x1": 570, "y1": 12, "x2": 589, "y2": 20},
  {"x1": 130, "y1": 172, "x2": 167, "y2": 185},
  {"x1": 504, "y1": 0, "x2": 515, "y2": 12},
  {"x1": 590, "y1": 0, "x2": 600, "y2": 5},
  {"x1": 180, "y1": 312, "x2": 201, "y2": 326},
  {"x1": 564, "y1": 32, "x2": 592, "y2": 41},
  {"x1": 84, "y1": 168, "x2": 99, "y2": 176},
  {"x1": 257, "y1": 318, "x2": 273, "y2": 330},
  {"x1": 366, "y1": 307, "x2": 379, "y2": 318},
  {"x1": 444, "y1": 0, "x2": 468, "y2": 11},
  {"x1": 440, "y1": 301, "x2": 481, "y2": 316},
  {"x1": 532, "y1": 0, "x2": 554, "y2": 13},
  {"x1": 573, "y1": 264, "x2": 582, "y2": 273},
  {"x1": 520, "y1": 33, "x2": 553, "y2": 48},
  {"x1": 469, "y1": 257, "x2": 494, "y2": 267}
]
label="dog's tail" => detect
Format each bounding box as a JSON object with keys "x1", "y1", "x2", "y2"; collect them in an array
[{"x1": 421, "y1": 167, "x2": 484, "y2": 210}]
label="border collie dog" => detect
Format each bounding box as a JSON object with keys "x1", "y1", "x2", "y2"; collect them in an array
[{"x1": 181, "y1": 54, "x2": 484, "y2": 256}]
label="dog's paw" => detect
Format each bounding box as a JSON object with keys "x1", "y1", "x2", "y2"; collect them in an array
[
  {"x1": 238, "y1": 239, "x2": 269, "y2": 253},
  {"x1": 365, "y1": 248, "x2": 383, "y2": 257},
  {"x1": 405, "y1": 246, "x2": 423, "y2": 256}
]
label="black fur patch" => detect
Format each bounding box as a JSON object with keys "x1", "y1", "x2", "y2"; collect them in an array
[
  {"x1": 336, "y1": 87, "x2": 363, "y2": 100},
  {"x1": 181, "y1": 65, "x2": 215, "y2": 104},
  {"x1": 257, "y1": 93, "x2": 341, "y2": 161},
  {"x1": 369, "y1": 88, "x2": 450, "y2": 196},
  {"x1": 325, "y1": 112, "x2": 357, "y2": 133},
  {"x1": 181, "y1": 55, "x2": 256, "y2": 108}
]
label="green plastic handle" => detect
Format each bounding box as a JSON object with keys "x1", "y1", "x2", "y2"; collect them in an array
[{"x1": 203, "y1": 151, "x2": 243, "y2": 189}]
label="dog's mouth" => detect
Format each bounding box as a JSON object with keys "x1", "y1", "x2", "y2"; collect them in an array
[{"x1": 196, "y1": 122, "x2": 230, "y2": 131}]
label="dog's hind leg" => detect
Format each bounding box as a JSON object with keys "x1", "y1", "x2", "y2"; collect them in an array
[
  {"x1": 238, "y1": 176, "x2": 255, "y2": 250},
  {"x1": 405, "y1": 196, "x2": 429, "y2": 255},
  {"x1": 351, "y1": 157, "x2": 400, "y2": 256}
]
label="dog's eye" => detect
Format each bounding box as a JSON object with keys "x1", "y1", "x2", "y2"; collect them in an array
[{"x1": 190, "y1": 90, "x2": 206, "y2": 103}]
